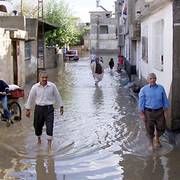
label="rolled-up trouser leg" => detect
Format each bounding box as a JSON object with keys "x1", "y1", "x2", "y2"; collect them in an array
[
  {"x1": 155, "y1": 109, "x2": 166, "y2": 137},
  {"x1": 45, "y1": 105, "x2": 54, "y2": 140},
  {"x1": 144, "y1": 111, "x2": 155, "y2": 140},
  {"x1": 34, "y1": 105, "x2": 45, "y2": 137},
  {"x1": 144, "y1": 109, "x2": 166, "y2": 139}
]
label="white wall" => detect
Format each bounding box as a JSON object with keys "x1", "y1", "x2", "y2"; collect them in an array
[
  {"x1": 0, "y1": 28, "x2": 13, "y2": 84},
  {"x1": 0, "y1": 28, "x2": 26, "y2": 86},
  {"x1": 138, "y1": 2, "x2": 173, "y2": 95}
]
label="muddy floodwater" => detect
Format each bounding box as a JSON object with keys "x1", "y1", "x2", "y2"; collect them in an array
[{"x1": 0, "y1": 56, "x2": 180, "y2": 180}]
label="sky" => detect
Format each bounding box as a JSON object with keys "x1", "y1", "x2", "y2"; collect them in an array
[
  {"x1": 10, "y1": 0, "x2": 115, "y2": 23},
  {"x1": 65, "y1": 0, "x2": 115, "y2": 22}
]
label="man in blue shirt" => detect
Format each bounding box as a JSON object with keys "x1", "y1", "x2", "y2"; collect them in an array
[{"x1": 138, "y1": 73, "x2": 170, "y2": 150}]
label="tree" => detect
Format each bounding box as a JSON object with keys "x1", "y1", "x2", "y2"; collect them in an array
[
  {"x1": 44, "y1": 0, "x2": 81, "y2": 47},
  {"x1": 11, "y1": 0, "x2": 89, "y2": 47}
]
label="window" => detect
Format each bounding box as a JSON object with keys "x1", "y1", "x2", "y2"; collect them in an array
[
  {"x1": 141, "y1": 25, "x2": 148, "y2": 63},
  {"x1": 152, "y1": 19, "x2": 164, "y2": 71},
  {"x1": 25, "y1": 41, "x2": 31, "y2": 60},
  {"x1": 99, "y1": 25, "x2": 108, "y2": 34}
]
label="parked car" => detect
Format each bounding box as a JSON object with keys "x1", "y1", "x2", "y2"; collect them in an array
[{"x1": 65, "y1": 49, "x2": 79, "y2": 61}]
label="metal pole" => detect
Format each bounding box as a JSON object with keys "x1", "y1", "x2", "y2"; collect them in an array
[
  {"x1": 117, "y1": 11, "x2": 120, "y2": 55},
  {"x1": 37, "y1": 0, "x2": 45, "y2": 82},
  {"x1": 96, "y1": 15, "x2": 99, "y2": 51},
  {"x1": 21, "y1": 0, "x2": 23, "y2": 16}
]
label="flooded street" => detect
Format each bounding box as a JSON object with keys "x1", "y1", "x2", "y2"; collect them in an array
[{"x1": 0, "y1": 56, "x2": 180, "y2": 180}]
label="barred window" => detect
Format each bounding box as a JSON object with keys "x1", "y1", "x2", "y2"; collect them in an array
[
  {"x1": 25, "y1": 41, "x2": 31, "y2": 60},
  {"x1": 152, "y1": 19, "x2": 164, "y2": 71},
  {"x1": 99, "y1": 25, "x2": 108, "y2": 34},
  {"x1": 141, "y1": 25, "x2": 148, "y2": 63}
]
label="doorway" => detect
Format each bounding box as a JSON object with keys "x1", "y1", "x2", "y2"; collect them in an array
[{"x1": 12, "y1": 41, "x2": 18, "y2": 84}]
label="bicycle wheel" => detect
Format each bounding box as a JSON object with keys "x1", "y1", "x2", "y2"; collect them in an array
[{"x1": 8, "y1": 101, "x2": 21, "y2": 121}]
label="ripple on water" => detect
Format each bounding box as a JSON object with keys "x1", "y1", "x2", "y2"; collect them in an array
[{"x1": 120, "y1": 128, "x2": 174, "y2": 157}]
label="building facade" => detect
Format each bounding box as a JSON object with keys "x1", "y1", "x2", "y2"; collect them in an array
[
  {"x1": 117, "y1": 0, "x2": 180, "y2": 130},
  {"x1": 89, "y1": 10, "x2": 118, "y2": 54}
]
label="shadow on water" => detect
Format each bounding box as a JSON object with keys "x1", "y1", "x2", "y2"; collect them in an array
[{"x1": 93, "y1": 86, "x2": 104, "y2": 109}]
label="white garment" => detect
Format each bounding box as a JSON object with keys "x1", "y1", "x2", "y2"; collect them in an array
[
  {"x1": 90, "y1": 61, "x2": 104, "y2": 84},
  {"x1": 8, "y1": 84, "x2": 21, "y2": 90},
  {"x1": 89, "y1": 54, "x2": 96, "y2": 62},
  {"x1": 25, "y1": 81, "x2": 63, "y2": 109}
]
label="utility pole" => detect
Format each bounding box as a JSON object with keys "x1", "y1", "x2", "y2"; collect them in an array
[
  {"x1": 96, "y1": 15, "x2": 99, "y2": 51},
  {"x1": 20, "y1": 0, "x2": 23, "y2": 15},
  {"x1": 37, "y1": 0, "x2": 45, "y2": 81},
  {"x1": 95, "y1": 0, "x2": 110, "y2": 53},
  {"x1": 115, "y1": 0, "x2": 124, "y2": 56}
]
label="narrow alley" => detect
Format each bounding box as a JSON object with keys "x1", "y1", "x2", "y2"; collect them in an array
[{"x1": 0, "y1": 57, "x2": 179, "y2": 180}]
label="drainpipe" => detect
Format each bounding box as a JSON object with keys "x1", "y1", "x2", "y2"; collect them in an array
[{"x1": 96, "y1": 15, "x2": 99, "y2": 51}]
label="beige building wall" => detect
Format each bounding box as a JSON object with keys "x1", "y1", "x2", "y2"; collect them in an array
[
  {"x1": 0, "y1": 28, "x2": 13, "y2": 84},
  {"x1": 18, "y1": 41, "x2": 25, "y2": 86},
  {"x1": 90, "y1": 11, "x2": 118, "y2": 52},
  {"x1": 0, "y1": 27, "x2": 26, "y2": 87}
]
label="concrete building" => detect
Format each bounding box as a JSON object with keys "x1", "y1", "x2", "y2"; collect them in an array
[
  {"x1": 25, "y1": 18, "x2": 59, "y2": 82},
  {"x1": 0, "y1": 1, "x2": 27, "y2": 87},
  {"x1": 0, "y1": 0, "x2": 63, "y2": 85},
  {"x1": 115, "y1": 0, "x2": 138, "y2": 81},
  {"x1": 0, "y1": 27, "x2": 27, "y2": 86},
  {"x1": 89, "y1": 9, "x2": 118, "y2": 54},
  {"x1": 0, "y1": 14, "x2": 61, "y2": 84},
  {"x1": 118, "y1": 0, "x2": 180, "y2": 130}
]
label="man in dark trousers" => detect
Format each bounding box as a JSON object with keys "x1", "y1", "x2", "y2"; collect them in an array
[
  {"x1": 138, "y1": 73, "x2": 170, "y2": 150},
  {"x1": 25, "y1": 71, "x2": 64, "y2": 150}
]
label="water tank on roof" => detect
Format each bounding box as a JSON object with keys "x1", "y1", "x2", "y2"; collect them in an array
[{"x1": 0, "y1": 0, "x2": 14, "y2": 14}]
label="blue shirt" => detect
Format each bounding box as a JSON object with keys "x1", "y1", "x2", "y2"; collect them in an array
[{"x1": 138, "y1": 84, "x2": 170, "y2": 112}]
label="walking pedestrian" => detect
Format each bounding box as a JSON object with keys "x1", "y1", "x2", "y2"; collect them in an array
[
  {"x1": 100, "y1": 56, "x2": 103, "y2": 63},
  {"x1": 138, "y1": 73, "x2": 170, "y2": 150},
  {"x1": 91, "y1": 57, "x2": 104, "y2": 86},
  {"x1": 109, "y1": 58, "x2": 114, "y2": 70},
  {"x1": 117, "y1": 55, "x2": 124, "y2": 73},
  {"x1": 25, "y1": 71, "x2": 64, "y2": 150}
]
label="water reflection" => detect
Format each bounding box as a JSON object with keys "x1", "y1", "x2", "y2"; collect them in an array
[
  {"x1": 141, "y1": 156, "x2": 169, "y2": 180},
  {"x1": 93, "y1": 86, "x2": 104, "y2": 109},
  {"x1": 36, "y1": 157, "x2": 57, "y2": 180}
]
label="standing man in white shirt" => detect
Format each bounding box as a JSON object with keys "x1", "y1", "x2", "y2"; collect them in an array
[{"x1": 25, "y1": 71, "x2": 64, "y2": 150}]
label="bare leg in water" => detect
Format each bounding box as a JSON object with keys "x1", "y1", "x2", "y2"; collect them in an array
[
  {"x1": 38, "y1": 137, "x2": 41, "y2": 144},
  {"x1": 48, "y1": 139, "x2": 52, "y2": 151},
  {"x1": 154, "y1": 128, "x2": 161, "y2": 148}
]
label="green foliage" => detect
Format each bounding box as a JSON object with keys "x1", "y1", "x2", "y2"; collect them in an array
[
  {"x1": 12, "y1": 0, "x2": 89, "y2": 47},
  {"x1": 44, "y1": 0, "x2": 89, "y2": 47}
]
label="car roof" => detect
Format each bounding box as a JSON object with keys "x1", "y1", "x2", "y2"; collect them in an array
[{"x1": 68, "y1": 49, "x2": 77, "y2": 52}]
